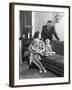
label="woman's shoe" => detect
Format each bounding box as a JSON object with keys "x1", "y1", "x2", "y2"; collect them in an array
[
  {"x1": 44, "y1": 70, "x2": 47, "y2": 73},
  {"x1": 39, "y1": 70, "x2": 42, "y2": 73}
]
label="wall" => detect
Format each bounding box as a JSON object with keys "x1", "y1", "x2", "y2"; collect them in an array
[
  {"x1": 33, "y1": 12, "x2": 64, "y2": 41},
  {"x1": 55, "y1": 16, "x2": 64, "y2": 41}
]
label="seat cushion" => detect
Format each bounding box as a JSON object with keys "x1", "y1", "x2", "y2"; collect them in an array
[{"x1": 41, "y1": 54, "x2": 64, "y2": 77}]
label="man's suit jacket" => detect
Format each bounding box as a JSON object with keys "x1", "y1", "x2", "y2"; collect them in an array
[{"x1": 41, "y1": 25, "x2": 59, "y2": 41}]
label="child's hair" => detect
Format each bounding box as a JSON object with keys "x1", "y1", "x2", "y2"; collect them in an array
[{"x1": 34, "y1": 31, "x2": 40, "y2": 38}]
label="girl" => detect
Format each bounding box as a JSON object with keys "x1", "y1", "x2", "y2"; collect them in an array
[{"x1": 45, "y1": 39, "x2": 56, "y2": 56}]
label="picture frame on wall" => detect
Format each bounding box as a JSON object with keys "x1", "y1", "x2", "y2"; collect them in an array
[{"x1": 9, "y1": 2, "x2": 70, "y2": 87}]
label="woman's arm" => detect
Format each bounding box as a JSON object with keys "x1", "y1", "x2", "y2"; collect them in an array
[{"x1": 29, "y1": 44, "x2": 41, "y2": 55}]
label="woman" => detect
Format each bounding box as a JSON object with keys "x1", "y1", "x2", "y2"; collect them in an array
[{"x1": 29, "y1": 31, "x2": 47, "y2": 73}]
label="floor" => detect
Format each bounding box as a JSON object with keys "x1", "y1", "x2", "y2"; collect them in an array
[{"x1": 19, "y1": 62, "x2": 58, "y2": 79}]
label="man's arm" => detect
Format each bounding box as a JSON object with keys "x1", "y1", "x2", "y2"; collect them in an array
[{"x1": 53, "y1": 26, "x2": 60, "y2": 40}]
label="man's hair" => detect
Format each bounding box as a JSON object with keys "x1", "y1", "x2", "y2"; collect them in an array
[
  {"x1": 47, "y1": 20, "x2": 52, "y2": 24},
  {"x1": 34, "y1": 31, "x2": 40, "y2": 38}
]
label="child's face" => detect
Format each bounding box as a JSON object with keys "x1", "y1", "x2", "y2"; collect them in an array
[{"x1": 46, "y1": 39, "x2": 50, "y2": 44}]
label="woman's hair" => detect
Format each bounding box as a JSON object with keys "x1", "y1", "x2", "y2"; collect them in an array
[{"x1": 34, "y1": 31, "x2": 40, "y2": 38}]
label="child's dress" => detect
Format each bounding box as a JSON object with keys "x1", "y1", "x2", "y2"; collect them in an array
[{"x1": 45, "y1": 39, "x2": 55, "y2": 56}]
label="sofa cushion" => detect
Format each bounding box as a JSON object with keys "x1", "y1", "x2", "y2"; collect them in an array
[
  {"x1": 52, "y1": 41, "x2": 64, "y2": 56},
  {"x1": 41, "y1": 54, "x2": 64, "y2": 77}
]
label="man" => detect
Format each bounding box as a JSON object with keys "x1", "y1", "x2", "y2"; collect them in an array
[{"x1": 41, "y1": 20, "x2": 60, "y2": 41}]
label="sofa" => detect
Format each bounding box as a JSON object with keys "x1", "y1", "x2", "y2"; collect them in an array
[{"x1": 22, "y1": 39, "x2": 64, "y2": 77}]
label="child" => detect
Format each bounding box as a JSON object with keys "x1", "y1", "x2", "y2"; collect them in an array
[{"x1": 45, "y1": 39, "x2": 55, "y2": 56}]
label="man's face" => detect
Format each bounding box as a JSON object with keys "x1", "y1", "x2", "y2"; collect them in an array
[{"x1": 47, "y1": 22, "x2": 52, "y2": 28}]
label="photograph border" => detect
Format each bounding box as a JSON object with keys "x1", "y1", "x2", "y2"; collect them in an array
[{"x1": 9, "y1": 2, "x2": 70, "y2": 87}]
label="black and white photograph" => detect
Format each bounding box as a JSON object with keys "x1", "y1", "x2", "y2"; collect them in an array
[
  {"x1": 19, "y1": 11, "x2": 64, "y2": 79},
  {"x1": 9, "y1": 3, "x2": 70, "y2": 87}
]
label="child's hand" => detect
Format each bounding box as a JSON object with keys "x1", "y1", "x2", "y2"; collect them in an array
[{"x1": 50, "y1": 52, "x2": 56, "y2": 55}]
